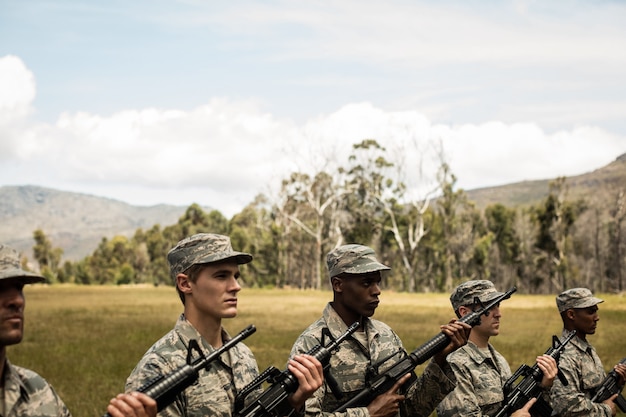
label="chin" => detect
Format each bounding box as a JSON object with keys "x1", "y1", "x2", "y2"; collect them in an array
[{"x1": 223, "y1": 309, "x2": 238, "y2": 318}]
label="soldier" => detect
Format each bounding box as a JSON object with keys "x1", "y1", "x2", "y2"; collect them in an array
[
  {"x1": 549, "y1": 288, "x2": 626, "y2": 417},
  {"x1": 125, "y1": 233, "x2": 323, "y2": 417},
  {"x1": 436, "y1": 280, "x2": 558, "y2": 417},
  {"x1": 290, "y1": 244, "x2": 471, "y2": 417},
  {"x1": 0, "y1": 243, "x2": 156, "y2": 417}
]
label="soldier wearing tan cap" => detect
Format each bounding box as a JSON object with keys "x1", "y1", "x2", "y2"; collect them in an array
[
  {"x1": 290, "y1": 244, "x2": 471, "y2": 417},
  {"x1": 0, "y1": 244, "x2": 156, "y2": 417},
  {"x1": 437, "y1": 280, "x2": 558, "y2": 417},
  {"x1": 549, "y1": 288, "x2": 626, "y2": 417},
  {"x1": 125, "y1": 233, "x2": 323, "y2": 417}
]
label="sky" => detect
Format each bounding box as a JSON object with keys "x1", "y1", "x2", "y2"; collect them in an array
[{"x1": 1, "y1": 0, "x2": 626, "y2": 217}]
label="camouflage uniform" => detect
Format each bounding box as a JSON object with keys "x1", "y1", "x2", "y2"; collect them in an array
[
  {"x1": 435, "y1": 341, "x2": 511, "y2": 417},
  {"x1": 291, "y1": 244, "x2": 456, "y2": 417},
  {"x1": 436, "y1": 280, "x2": 512, "y2": 417},
  {"x1": 126, "y1": 233, "x2": 261, "y2": 417},
  {"x1": 0, "y1": 244, "x2": 71, "y2": 417},
  {"x1": 549, "y1": 288, "x2": 611, "y2": 417},
  {"x1": 1, "y1": 360, "x2": 71, "y2": 417},
  {"x1": 126, "y1": 315, "x2": 261, "y2": 417},
  {"x1": 291, "y1": 304, "x2": 456, "y2": 417}
]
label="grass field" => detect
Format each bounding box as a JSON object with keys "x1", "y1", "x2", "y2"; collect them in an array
[{"x1": 11, "y1": 285, "x2": 626, "y2": 417}]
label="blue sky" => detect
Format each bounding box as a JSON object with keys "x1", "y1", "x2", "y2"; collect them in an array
[{"x1": 1, "y1": 0, "x2": 625, "y2": 216}]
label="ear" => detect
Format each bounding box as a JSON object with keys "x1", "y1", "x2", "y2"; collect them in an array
[
  {"x1": 176, "y1": 273, "x2": 193, "y2": 296},
  {"x1": 458, "y1": 305, "x2": 471, "y2": 318},
  {"x1": 331, "y1": 277, "x2": 343, "y2": 293},
  {"x1": 566, "y1": 309, "x2": 576, "y2": 320}
]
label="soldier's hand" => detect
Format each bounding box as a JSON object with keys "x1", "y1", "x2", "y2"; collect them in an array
[
  {"x1": 603, "y1": 393, "x2": 619, "y2": 416},
  {"x1": 287, "y1": 354, "x2": 324, "y2": 410},
  {"x1": 434, "y1": 319, "x2": 471, "y2": 366},
  {"x1": 366, "y1": 373, "x2": 410, "y2": 417},
  {"x1": 106, "y1": 392, "x2": 157, "y2": 417},
  {"x1": 614, "y1": 363, "x2": 626, "y2": 386},
  {"x1": 537, "y1": 354, "x2": 558, "y2": 388},
  {"x1": 511, "y1": 397, "x2": 536, "y2": 417}
]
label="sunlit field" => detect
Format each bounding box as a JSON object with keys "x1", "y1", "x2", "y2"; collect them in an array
[{"x1": 12, "y1": 286, "x2": 626, "y2": 417}]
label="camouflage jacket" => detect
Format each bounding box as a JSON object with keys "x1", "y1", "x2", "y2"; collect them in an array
[
  {"x1": 125, "y1": 314, "x2": 261, "y2": 417},
  {"x1": 289, "y1": 303, "x2": 456, "y2": 417},
  {"x1": 549, "y1": 330, "x2": 612, "y2": 417},
  {"x1": 1, "y1": 360, "x2": 71, "y2": 417},
  {"x1": 436, "y1": 341, "x2": 511, "y2": 417}
]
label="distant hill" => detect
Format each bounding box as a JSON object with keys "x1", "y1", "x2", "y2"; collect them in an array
[
  {"x1": 0, "y1": 186, "x2": 191, "y2": 261},
  {"x1": 465, "y1": 153, "x2": 626, "y2": 210},
  {"x1": 1, "y1": 153, "x2": 624, "y2": 263}
]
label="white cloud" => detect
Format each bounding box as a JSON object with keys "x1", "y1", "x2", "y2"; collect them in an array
[
  {"x1": 1, "y1": 55, "x2": 626, "y2": 217},
  {"x1": 0, "y1": 55, "x2": 35, "y2": 114}
]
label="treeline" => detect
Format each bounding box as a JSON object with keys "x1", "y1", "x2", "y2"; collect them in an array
[{"x1": 28, "y1": 140, "x2": 625, "y2": 294}]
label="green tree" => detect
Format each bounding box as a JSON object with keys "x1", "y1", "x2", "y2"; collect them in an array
[
  {"x1": 531, "y1": 177, "x2": 586, "y2": 292},
  {"x1": 485, "y1": 203, "x2": 522, "y2": 289},
  {"x1": 32, "y1": 229, "x2": 63, "y2": 283},
  {"x1": 435, "y1": 164, "x2": 481, "y2": 291},
  {"x1": 606, "y1": 189, "x2": 625, "y2": 292}
]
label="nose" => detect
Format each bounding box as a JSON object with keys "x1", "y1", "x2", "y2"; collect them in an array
[
  {"x1": 371, "y1": 282, "x2": 381, "y2": 296},
  {"x1": 229, "y1": 276, "x2": 241, "y2": 293},
  {"x1": 490, "y1": 306, "x2": 501, "y2": 318}
]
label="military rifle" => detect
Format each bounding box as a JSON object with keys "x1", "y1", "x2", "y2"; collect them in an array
[
  {"x1": 494, "y1": 330, "x2": 576, "y2": 417},
  {"x1": 591, "y1": 357, "x2": 626, "y2": 413},
  {"x1": 235, "y1": 322, "x2": 360, "y2": 417},
  {"x1": 102, "y1": 324, "x2": 256, "y2": 416},
  {"x1": 333, "y1": 287, "x2": 517, "y2": 413}
]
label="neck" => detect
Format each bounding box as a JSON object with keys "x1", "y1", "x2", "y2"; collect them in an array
[
  {"x1": 469, "y1": 332, "x2": 490, "y2": 349},
  {"x1": 330, "y1": 302, "x2": 363, "y2": 330},
  {"x1": 183, "y1": 309, "x2": 224, "y2": 348}
]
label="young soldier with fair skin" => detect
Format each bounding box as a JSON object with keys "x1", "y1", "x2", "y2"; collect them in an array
[
  {"x1": 0, "y1": 244, "x2": 156, "y2": 417},
  {"x1": 290, "y1": 244, "x2": 472, "y2": 417},
  {"x1": 126, "y1": 233, "x2": 323, "y2": 417},
  {"x1": 549, "y1": 288, "x2": 626, "y2": 417},
  {"x1": 436, "y1": 280, "x2": 558, "y2": 417}
]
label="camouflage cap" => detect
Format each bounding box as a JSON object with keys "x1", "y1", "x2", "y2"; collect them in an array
[
  {"x1": 556, "y1": 288, "x2": 604, "y2": 313},
  {"x1": 450, "y1": 280, "x2": 504, "y2": 312},
  {"x1": 167, "y1": 233, "x2": 253, "y2": 280},
  {"x1": 327, "y1": 244, "x2": 390, "y2": 279},
  {"x1": 0, "y1": 244, "x2": 45, "y2": 284}
]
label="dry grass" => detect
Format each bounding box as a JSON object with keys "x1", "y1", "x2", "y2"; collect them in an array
[{"x1": 11, "y1": 285, "x2": 626, "y2": 416}]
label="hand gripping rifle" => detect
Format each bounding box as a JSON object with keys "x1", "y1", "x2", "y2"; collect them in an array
[
  {"x1": 235, "y1": 322, "x2": 360, "y2": 417},
  {"x1": 333, "y1": 287, "x2": 517, "y2": 413},
  {"x1": 102, "y1": 324, "x2": 256, "y2": 417},
  {"x1": 591, "y1": 357, "x2": 626, "y2": 413},
  {"x1": 494, "y1": 330, "x2": 577, "y2": 417}
]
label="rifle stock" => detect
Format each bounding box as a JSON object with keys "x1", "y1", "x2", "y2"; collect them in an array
[
  {"x1": 333, "y1": 287, "x2": 517, "y2": 413},
  {"x1": 102, "y1": 324, "x2": 256, "y2": 416},
  {"x1": 591, "y1": 357, "x2": 626, "y2": 413},
  {"x1": 494, "y1": 330, "x2": 576, "y2": 417},
  {"x1": 235, "y1": 322, "x2": 360, "y2": 417}
]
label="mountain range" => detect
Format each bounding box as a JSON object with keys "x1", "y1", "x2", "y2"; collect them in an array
[{"x1": 2, "y1": 152, "x2": 625, "y2": 262}]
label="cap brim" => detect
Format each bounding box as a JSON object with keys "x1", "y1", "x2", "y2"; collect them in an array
[
  {"x1": 0, "y1": 270, "x2": 46, "y2": 284},
  {"x1": 577, "y1": 297, "x2": 604, "y2": 309}
]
